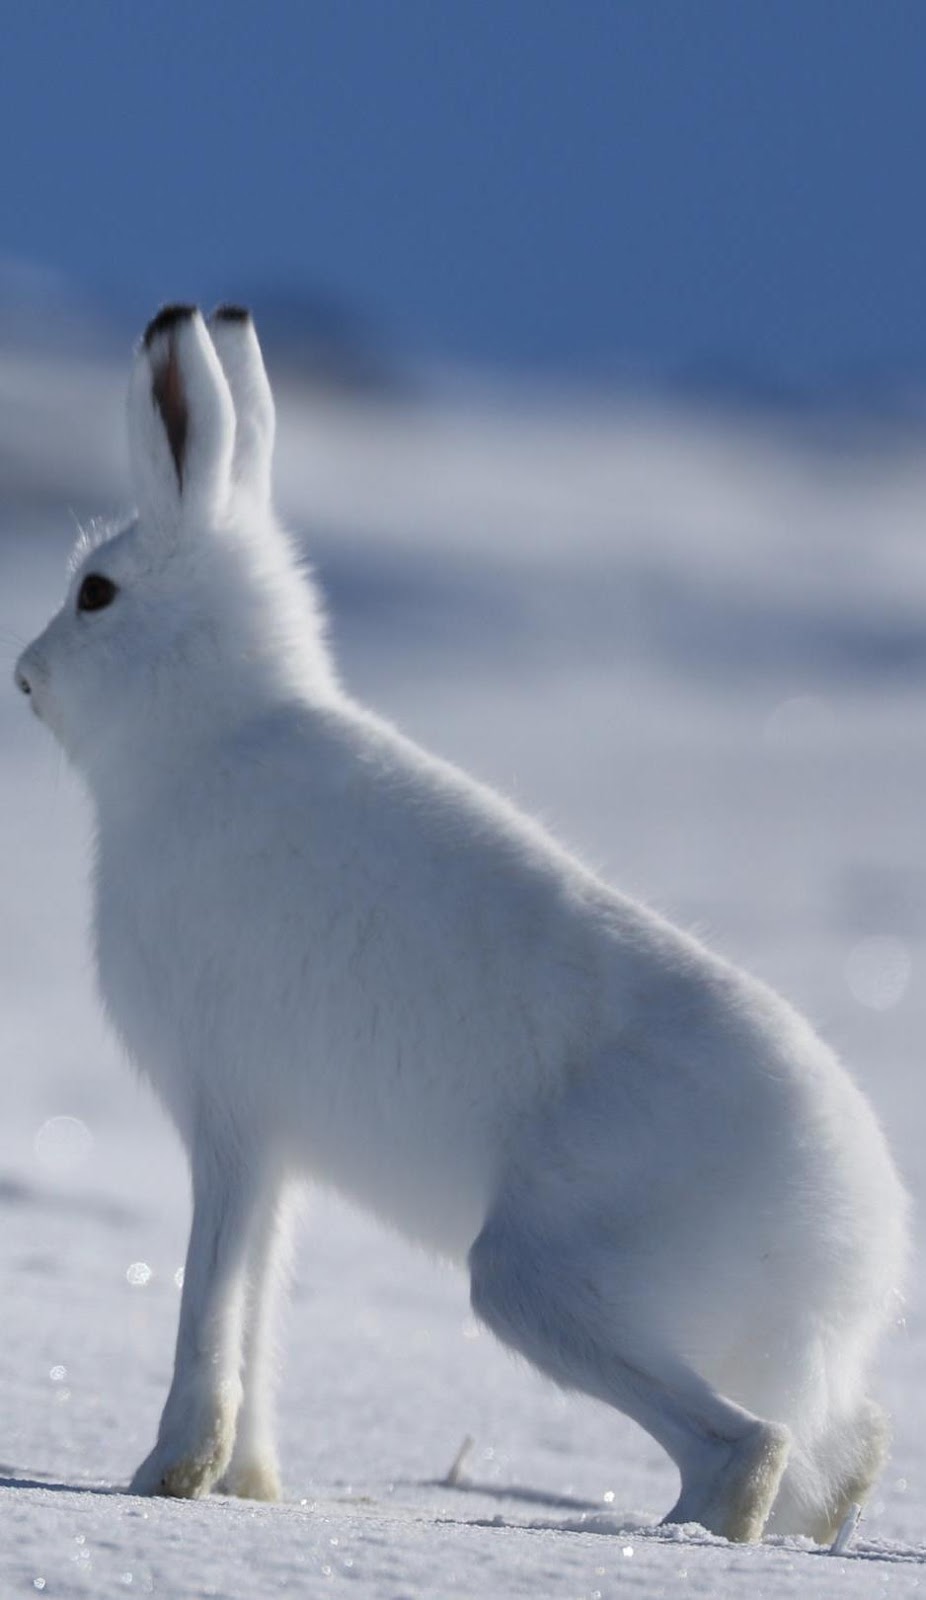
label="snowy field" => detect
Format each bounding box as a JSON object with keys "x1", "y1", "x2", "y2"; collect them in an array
[{"x1": 1, "y1": 341, "x2": 924, "y2": 1597}]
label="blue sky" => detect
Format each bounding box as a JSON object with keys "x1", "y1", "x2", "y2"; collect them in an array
[{"x1": 4, "y1": 1, "x2": 926, "y2": 380}]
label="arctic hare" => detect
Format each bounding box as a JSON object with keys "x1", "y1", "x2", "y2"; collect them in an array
[{"x1": 16, "y1": 305, "x2": 907, "y2": 1542}]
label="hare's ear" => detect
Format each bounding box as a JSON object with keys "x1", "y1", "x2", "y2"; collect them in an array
[
  {"x1": 208, "y1": 305, "x2": 276, "y2": 509},
  {"x1": 127, "y1": 305, "x2": 235, "y2": 532}
]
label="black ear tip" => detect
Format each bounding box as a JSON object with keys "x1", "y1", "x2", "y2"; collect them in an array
[
  {"x1": 144, "y1": 303, "x2": 198, "y2": 349},
  {"x1": 212, "y1": 303, "x2": 252, "y2": 325}
]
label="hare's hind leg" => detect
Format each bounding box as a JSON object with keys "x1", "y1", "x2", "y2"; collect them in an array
[
  {"x1": 129, "y1": 1140, "x2": 257, "y2": 1499},
  {"x1": 469, "y1": 1201, "x2": 790, "y2": 1543},
  {"x1": 217, "y1": 1182, "x2": 294, "y2": 1501}
]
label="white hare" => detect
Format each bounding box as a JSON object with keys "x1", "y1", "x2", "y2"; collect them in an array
[{"x1": 16, "y1": 305, "x2": 908, "y2": 1542}]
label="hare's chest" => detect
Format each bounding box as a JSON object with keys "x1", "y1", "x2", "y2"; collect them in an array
[{"x1": 93, "y1": 842, "x2": 217, "y2": 1093}]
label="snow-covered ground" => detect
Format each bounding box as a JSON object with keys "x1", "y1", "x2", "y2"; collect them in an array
[{"x1": 1, "y1": 342, "x2": 923, "y2": 1596}]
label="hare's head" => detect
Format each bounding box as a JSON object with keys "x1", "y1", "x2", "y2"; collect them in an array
[{"x1": 15, "y1": 305, "x2": 335, "y2": 778}]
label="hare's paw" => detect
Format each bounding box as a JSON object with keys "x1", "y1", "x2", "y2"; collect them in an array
[
  {"x1": 217, "y1": 1448, "x2": 281, "y2": 1502},
  {"x1": 665, "y1": 1421, "x2": 791, "y2": 1544},
  {"x1": 129, "y1": 1381, "x2": 240, "y2": 1499},
  {"x1": 130, "y1": 1442, "x2": 223, "y2": 1499}
]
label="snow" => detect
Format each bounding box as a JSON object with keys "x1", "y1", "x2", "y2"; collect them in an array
[{"x1": 1, "y1": 347, "x2": 923, "y2": 1595}]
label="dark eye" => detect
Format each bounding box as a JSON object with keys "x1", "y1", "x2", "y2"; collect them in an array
[{"x1": 77, "y1": 573, "x2": 119, "y2": 613}]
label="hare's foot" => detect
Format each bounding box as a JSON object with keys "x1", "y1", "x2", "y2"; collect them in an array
[
  {"x1": 767, "y1": 1396, "x2": 889, "y2": 1542},
  {"x1": 217, "y1": 1450, "x2": 281, "y2": 1501},
  {"x1": 129, "y1": 1376, "x2": 241, "y2": 1499},
  {"x1": 664, "y1": 1420, "x2": 791, "y2": 1543}
]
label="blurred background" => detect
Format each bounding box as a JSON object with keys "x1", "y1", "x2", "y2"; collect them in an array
[
  {"x1": 4, "y1": 0, "x2": 926, "y2": 385},
  {"x1": 0, "y1": 0, "x2": 924, "y2": 1535}
]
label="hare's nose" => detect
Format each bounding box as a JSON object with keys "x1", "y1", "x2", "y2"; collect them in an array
[{"x1": 14, "y1": 665, "x2": 31, "y2": 696}]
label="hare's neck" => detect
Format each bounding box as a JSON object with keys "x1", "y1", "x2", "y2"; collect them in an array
[{"x1": 83, "y1": 672, "x2": 343, "y2": 823}]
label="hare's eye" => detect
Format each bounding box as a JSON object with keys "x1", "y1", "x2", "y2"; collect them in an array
[{"x1": 77, "y1": 573, "x2": 119, "y2": 613}]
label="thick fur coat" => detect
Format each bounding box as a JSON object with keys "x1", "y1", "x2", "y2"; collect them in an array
[{"x1": 15, "y1": 305, "x2": 909, "y2": 1541}]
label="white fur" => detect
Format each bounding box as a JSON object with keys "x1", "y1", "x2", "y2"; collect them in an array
[
  {"x1": 207, "y1": 309, "x2": 276, "y2": 510},
  {"x1": 15, "y1": 306, "x2": 909, "y2": 1539}
]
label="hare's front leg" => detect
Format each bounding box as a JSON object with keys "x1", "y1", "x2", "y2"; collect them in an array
[
  {"x1": 130, "y1": 1144, "x2": 256, "y2": 1499},
  {"x1": 217, "y1": 1184, "x2": 293, "y2": 1501}
]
